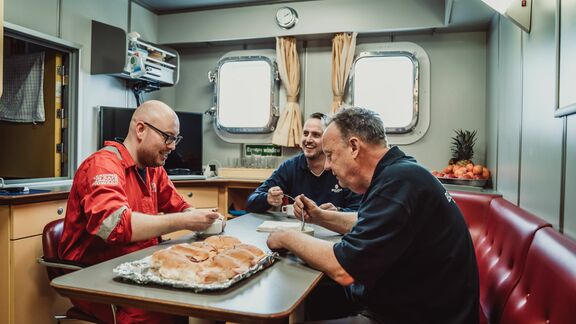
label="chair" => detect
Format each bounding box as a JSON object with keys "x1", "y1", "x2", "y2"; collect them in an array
[{"x1": 38, "y1": 218, "x2": 117, "y2": 324}]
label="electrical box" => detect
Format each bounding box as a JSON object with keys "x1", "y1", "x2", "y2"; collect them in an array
[{"x1": 90, "y1": 20, "x2": 179, "y2": 87}]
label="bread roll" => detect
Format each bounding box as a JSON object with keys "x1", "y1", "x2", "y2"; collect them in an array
[
  {"x1": 150, "y1": 250, "x2": 200, "y2": 282},
  {"x1": 233, "y1": 243, "x2": 266, "y2": 259},
  {"x1": 221, "y1": 246, "x2": 259, "y2": 266},
  {"x1": 171, "y1": 243, "x2": 211, "y2": 262},
  {"x1": 148, "y1": 235, "x2": 267, "y2": 284},
  {"x1": 204, "y1": 235, "x2": 241, "y2": 250}
]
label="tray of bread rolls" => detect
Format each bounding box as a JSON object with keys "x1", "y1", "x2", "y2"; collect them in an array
[{"x1": 113, "y1": 235, "x2": 277, "y2": 292}]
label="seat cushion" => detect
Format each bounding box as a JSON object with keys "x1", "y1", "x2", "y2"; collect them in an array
[
  {"x1": 475, "y1": 198, "x2": 551, "y2": 323},
  {"x1": 500, "y1": 228, "x2": 576, "y2": 324}
]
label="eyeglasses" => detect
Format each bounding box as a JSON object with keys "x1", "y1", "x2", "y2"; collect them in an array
[{"x1": 143, "y1": 122, "x2": 183, "y2": 145}]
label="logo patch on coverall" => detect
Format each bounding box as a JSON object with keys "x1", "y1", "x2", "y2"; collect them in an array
[{"x1": 92, "y1": 174, "x2": 119, "y2": 186}]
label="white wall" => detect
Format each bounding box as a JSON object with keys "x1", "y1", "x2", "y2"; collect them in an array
[
  {"x1": 496, "y1": 18, "x2": 522, "y2": 204},
  {"x1": 519, "y1": 0, "x2": 562, "y2": 227},
  {"x1": 5, "y1": 0, "x2": 59, "y2": 36},
  {"x1": 487, "y1": 0, "x2": 575, "y2": 237},
  {"x1": 172, "y1": 32, "x2": 487, "y2": 172}
]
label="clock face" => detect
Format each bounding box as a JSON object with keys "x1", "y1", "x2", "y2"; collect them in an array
[{"x1": 276, "y1": 7, "x2": 298, "y2": 29}]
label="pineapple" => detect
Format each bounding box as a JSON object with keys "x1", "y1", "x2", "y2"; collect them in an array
[{"x1": 448, "y1": 129, "x2": 477, "y2": 166}]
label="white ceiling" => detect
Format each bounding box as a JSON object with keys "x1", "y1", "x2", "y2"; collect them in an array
[
  {"x1": 134, "y1": 0, "x2": 496, "y2": 31},
  {"x1": 134, "y1": 0, "x2": 304, "y2": 13}
]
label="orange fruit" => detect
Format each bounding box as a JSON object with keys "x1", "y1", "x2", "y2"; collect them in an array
[
  {"x1": 473, "y1": 164, "x2": 483, "y2": 175},
  {"x1": 482, "y1": 167, "x2": 490, "y2": 179}
]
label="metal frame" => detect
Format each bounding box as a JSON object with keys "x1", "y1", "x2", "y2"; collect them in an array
[
  {"x1": 348, "y1": 50, "x2": 420, "y2": 134},
  {"x1": 2, "y1": 22, "x2": 80, "y2": 186},
  {"x1": 211, "y1": 55, "x2": 280, "y2": 134}
]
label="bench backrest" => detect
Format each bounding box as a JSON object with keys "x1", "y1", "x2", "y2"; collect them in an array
[
  {"x1": 475, "y1": 198, "x2": 551, "y2": 323},
  {"x1": 450, "y1": 191, "x2": 500, "y2": 244},
  {"x1": 500, "y1": 227, "x2": 576, "y2": 324}
]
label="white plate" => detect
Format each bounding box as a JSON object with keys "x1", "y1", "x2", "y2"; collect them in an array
[{"x1": 256, "y1": 221, "x2": 314, "y2": 235}]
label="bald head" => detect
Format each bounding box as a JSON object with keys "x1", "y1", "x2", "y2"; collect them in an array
[{"x1": 131, "y1": 100, "x2": 177, "y2": 130}]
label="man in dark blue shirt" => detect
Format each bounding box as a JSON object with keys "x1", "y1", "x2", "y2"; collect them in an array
[
  {"x1": 246, "y1": 112, "x2": 361, "y2": 213},
  {"x1": 267, "y1": 108, "x2": 479, "y2": 324}
]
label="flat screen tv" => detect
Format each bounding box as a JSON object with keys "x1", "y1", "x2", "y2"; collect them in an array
[{"x1": 99, "y1": 106, "x2": 204, "y2": 176}]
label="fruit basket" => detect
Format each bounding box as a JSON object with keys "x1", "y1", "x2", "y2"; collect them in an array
[{"x1": 432, "y1": 129, "x2": 491, "y2": 188}]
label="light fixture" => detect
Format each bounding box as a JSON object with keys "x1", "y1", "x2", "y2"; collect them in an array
[{"x1": 481, "y1": 0, "x2": 532, "y2": 32}]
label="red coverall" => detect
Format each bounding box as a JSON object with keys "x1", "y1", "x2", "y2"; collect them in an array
[{"x1": 59, "y1": 141, "x2": 190, "y2": 324}]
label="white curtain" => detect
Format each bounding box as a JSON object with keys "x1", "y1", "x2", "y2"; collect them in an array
[
  {"x1": 272, "y1": 37, "x2": 303, "y2": 147},
  {"x1": 330, "y1": 32, "x2": 357, "y2": 115}
]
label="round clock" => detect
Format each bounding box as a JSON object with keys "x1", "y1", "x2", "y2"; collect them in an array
[{"x1": 275, "y1": 7, "x2": 298, "y2": 29}]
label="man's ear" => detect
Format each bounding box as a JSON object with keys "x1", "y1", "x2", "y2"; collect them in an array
[
  {"x1": 135, "y1": 122, "x2": 146, "y2": 141},
  {"x1": 349, "y1": 137, "x2": 360, "y2": 159}
]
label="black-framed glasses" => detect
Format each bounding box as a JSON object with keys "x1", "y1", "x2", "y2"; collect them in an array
[{"x1": 143, "y1": 122, "x2": 183, "y2": 145}]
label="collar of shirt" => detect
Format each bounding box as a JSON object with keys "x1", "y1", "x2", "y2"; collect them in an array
[
  {"x1": 375, "y1": 146, "x2": 406, "y2": 172},
  {"x1": 103, "y1": 140, "x2": 137, "y2": 170},
  {"x1": 296, "y1": 153, "x2": 311, "y2": 171}
]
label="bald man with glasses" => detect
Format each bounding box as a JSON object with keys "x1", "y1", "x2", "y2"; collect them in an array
[{"x1": 59, "y1": 100, "x2": 221, "y2": 324}]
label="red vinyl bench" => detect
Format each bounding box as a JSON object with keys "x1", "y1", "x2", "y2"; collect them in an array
[{"x1": 448, "y1": 190, "x2": 567, "y2": 324}]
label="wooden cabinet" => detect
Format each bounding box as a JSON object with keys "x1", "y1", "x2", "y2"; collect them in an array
[
  {"x1": 0, "y1": 199, "x2": 72, "y2": 324},
  {"x1": 176, "y1": 186, "x2": 219, "y2": 209}
]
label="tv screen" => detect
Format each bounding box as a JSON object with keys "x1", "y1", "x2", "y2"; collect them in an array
[{"x1": 99, "y1": 106, "x2": 204, "y2": 176}]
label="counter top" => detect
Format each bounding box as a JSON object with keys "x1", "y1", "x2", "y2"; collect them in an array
[{"x1": 0, "y1": 178, "x2": 265, "y2": 205}]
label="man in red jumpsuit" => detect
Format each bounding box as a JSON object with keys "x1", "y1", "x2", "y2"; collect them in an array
[{"x1": 59, "y1": 100, "x2": 222, "y2": 324}]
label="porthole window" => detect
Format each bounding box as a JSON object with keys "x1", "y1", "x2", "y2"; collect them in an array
[
  {"x1": 208, "y1": 50, "x2": 280, "y2": 143},
  {"x1": 348, "y1": 42, "x2": 430, "y2": 144}
]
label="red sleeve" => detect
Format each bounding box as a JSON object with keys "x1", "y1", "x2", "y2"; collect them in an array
[
  {"x1": 155, "y1": 167, "x2": 191, "y2": 213},
  {"x1": 79, "y1": 154, "x2": 134, "y2": 244}
]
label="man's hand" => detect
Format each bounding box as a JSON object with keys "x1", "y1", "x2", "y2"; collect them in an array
[
  {"x1": 267, "y1": 186, "x2": 284, "y2": 207},
  {"x1": 294, "y1": 194, "x2": 325, "y2": 224},
  {"x1": 267, "y1": 230, "x2": 289, "y2": 251},
  {"x1": 180, "y1": 209, "x2": 222, "y2": 231},
  {"x1": 319, "y1": 202, "x2": 338, "y2": 211}
]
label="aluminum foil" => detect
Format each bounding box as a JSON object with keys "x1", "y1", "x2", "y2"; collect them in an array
[{"x1": 113, "y1": 252, "x2": 277, "y2": 292}]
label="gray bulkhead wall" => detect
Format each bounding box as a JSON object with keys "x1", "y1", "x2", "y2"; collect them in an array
[
  {"x1": 486, "y1": 0, "x2": 575, "y2": 238},
  {"x1": 172, "y1": 32, "x2": 487, "y2": 177}
]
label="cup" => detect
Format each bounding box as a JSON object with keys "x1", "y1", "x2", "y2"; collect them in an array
[
  {"x1": 200, "y1": 218, "x2": 224, "y2": 235},
  {"x1": 281, "y1": 204, "x2": 295, "y2": 216}
]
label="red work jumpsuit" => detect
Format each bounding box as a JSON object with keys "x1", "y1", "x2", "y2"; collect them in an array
[{"x1": 59, "y1": 141, "x2": 190, "y2": 324}]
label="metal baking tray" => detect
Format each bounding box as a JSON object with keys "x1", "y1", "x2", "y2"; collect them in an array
[
  {"x1": 438, "y1": 177, "x2": 488, "y2": 188},
  {"x1": 113, "y1": 252, "x2": 277, "y2": 292}
]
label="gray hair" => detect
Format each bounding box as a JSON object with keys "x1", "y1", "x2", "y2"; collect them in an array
[{"x1": 328, "y1": 107, "x2": 388, "y2": 146}]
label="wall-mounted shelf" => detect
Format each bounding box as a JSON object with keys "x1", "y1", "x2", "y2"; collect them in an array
[{"x1": 90, "y1": 20, "x2": 179, "y2": 87}]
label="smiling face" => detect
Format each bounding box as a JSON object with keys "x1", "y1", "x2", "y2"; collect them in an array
[
  {"x1": 138, "y1": 111, "x2": 180, "y2": 167},
  {"x1": 124, "y1": 100, "x2": 184, "y2": 169},
  {"x1": 300, "y1": 117, "x2": 325, "y2": 160}
]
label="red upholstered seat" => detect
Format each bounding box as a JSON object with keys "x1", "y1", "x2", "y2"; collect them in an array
[
  {"x1": 450, "y1": 191, "x2": 500, "y2": 245},
  {"x1": 40, "y1": 219, "x2": 104, "y2": 324},
  {"x1": 500, "y1": 227, "x2": 576, "y2": 324},
  {"x1": 475, "y1": 198, "x2": 551, "y2": 323}
]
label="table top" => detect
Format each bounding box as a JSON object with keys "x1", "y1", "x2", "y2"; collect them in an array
[{"x1": 51, "y1": 213, "x2": 341, "y2": 323}]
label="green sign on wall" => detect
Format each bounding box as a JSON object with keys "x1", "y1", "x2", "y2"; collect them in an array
[{"x1": 245, "y1": 144, "x2": 282, "y2": 157}]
